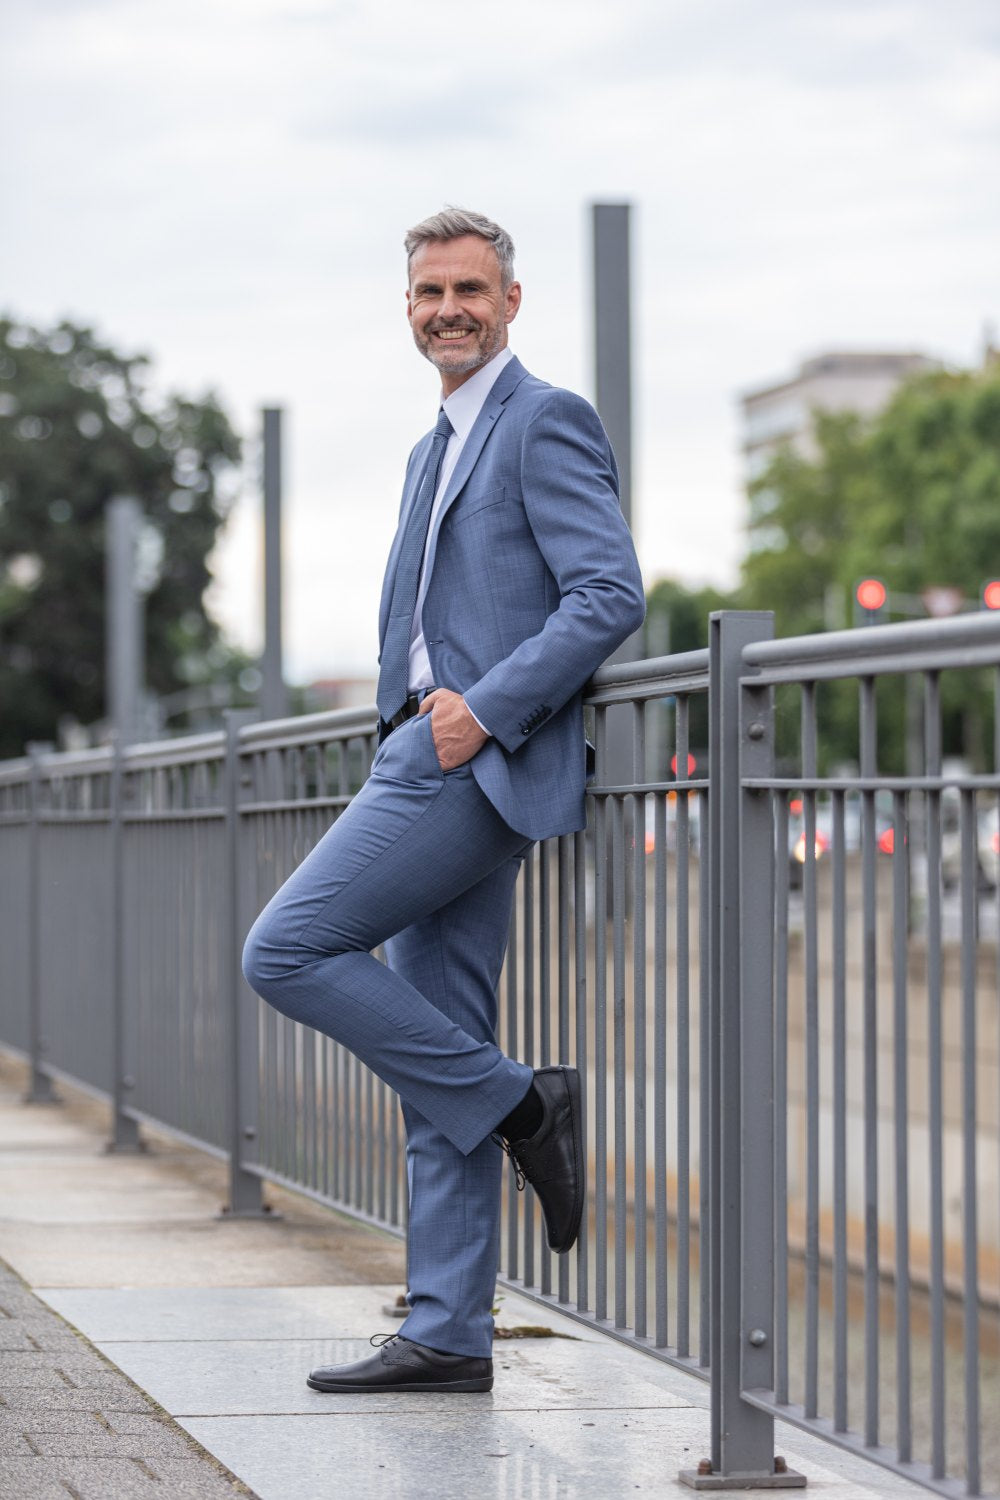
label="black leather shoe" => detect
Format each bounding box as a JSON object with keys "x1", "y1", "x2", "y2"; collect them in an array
[
  {"x1": 498, "y1": 1065, "x2": 585, "y2": 1254},
  {"x1": 307, "y1": 1335, "x2": 493, "y2": 1393}
]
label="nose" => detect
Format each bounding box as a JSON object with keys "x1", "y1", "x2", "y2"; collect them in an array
[{"x1": 438, "y1": 285, "x2": 463, "y2": 320}]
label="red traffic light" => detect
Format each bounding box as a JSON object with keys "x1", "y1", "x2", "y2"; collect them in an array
[
  {"x1": 670, "y1": 752, "x2": 697, "y2": 777},
  {"x1": 856, "y1": 578, "x2": 887, "y2": 612},
  {"x1": 983, "y1": 580, "x2": 1000, "y2": 610}
]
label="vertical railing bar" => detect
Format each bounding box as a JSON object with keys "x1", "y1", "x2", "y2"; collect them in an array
[
  {"x1": 859, "y1": 675, "x2": 880, "y2": 1449},
  {"x1": 594, "y1": 705, "x2": 609, "y2": 1324},
  {"x1": 505, "y1": 895, "x2": 519, "y2": 1279},
  {"x1": 925, "y1": 671, "x2": 947, "y2": 1478},
  {"x1": 698, "y1": 779, "x2": 711, "y2": 1370},
  {"x1": 653, "y1": 785, "x2": 669, "y2": 1349},
  {"x1": 557, "y1": 833, "x2": 572, "y2": 1306},
  {"x1": 573, "y1": 825, "x2": 589, "y2": 1314},
  {"x1": 321, "y1": 1035, "x2": 331, "y2": 1203},
  {"x1": 831, "y1": 788, "x2": 848, "y2": 1433},
  {"x1": 303, "y1": 1025, "x2": 317, "y2": 1191},
  {"x1": 522, "y1": 850, "x2": 536, "y2": 1292},
  {"x1": 632, "y1": 701, "x2": 648, "y2": 1340},
  {"x1": 891, "y1": 789, "x2": 912, "y2": 1464},
  {"x1": 330, "y1": 1034, "x2": 341, "y2": 1205},
  {"x1": 539, "y1": 838, "x2": 553, "y2": 1298},
  {"x1": 774, "y1": 792, "x2": 790, "y2": 1408},
  {"x1": 612, "y1": 793, "x2": 628, "y2": 1329},
  {"x1": 676, "y1": 694, "x2": 693, "y2": 1360},
  {"x1": 959, "y1": 788, "x2": 981, "y2": 1497},
  {"x1": 364, "y1": 1064, "x2": 375, "y2": 1216},
  {"x1": 801, "y1": 682, "x2": 820, "y2": 1420},
  {"x1": 353, "y1": 1054, "x2": 363, "y2": 1209}
]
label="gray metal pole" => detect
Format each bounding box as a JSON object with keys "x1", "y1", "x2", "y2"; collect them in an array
[
  {"x1": 592, "y1": 202, "x2": 633, "y2": 541},
  {"x1": 592, "y1": 203, "x2": 642, "y2": 807},
  {"x1": 681, "y1": 611, "x2": 804, "y2": 1490},
  {"x1": 23, "y1": 744, "x2": 58, "y2": 1104},
  {"x1": 220, "y1": 708, "x2": 273, "y2": 1218},
  {"x1": 106, "y1": 735, "x2": 142, "y2": 1151},
  {"x1": 260, "y1": 408, "x2": 287, "y2": 721},
  {"x1": 105, "y1": 496, "x2": 143, "y2": 746}
]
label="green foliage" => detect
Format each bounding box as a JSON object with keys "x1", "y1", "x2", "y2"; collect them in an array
[
  {"x1": 738, "y1": 362, "x2": 1000, "y2": 771},
  {"x1": 644, "y1": 577, "x2": 740, "y2": 757},
  {"x1": 644, "y1": 576, "x2": 739, "y2": 656},
  {"x1": 0, "y1": 316, "x2": 243, "y2": 757}
]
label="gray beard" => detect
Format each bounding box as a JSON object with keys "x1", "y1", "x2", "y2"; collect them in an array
[{"x1": 418, "y1": 322, "x2": 506, "y2": 376}]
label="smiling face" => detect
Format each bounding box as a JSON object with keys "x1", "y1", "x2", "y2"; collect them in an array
[{"x1": 406, "y1": 235, "x2": 521, "y2": 395}]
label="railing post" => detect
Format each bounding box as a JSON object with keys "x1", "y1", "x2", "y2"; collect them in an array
[
  {"x1": 682, "y1": 611, "x2": 804, "y2": 1490},
  {"x1": 24, "y1": 744, "x2": 59, "y2": 1104},
  {"x1": 221, "y1": 709, "x2": 271, "y2": 1218},
  {"x1": 107, "y1": 734, "x2": 143, "y2": 1150}
]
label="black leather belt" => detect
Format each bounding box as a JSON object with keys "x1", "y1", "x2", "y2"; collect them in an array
[
  {"x1": 384, "y1": 695, "x2": 421, "y2": 733},
  {"x1": 379, "y1": 689, "x2": 434, "y2": 742}
]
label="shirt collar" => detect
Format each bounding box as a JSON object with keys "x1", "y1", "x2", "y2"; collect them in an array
[{"x1": 440, "y1": 346, "x2": 514, "y2": 442}]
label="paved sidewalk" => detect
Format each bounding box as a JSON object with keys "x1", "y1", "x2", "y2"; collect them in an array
[
  {"x1": 0, "y1": 1256, "x2": 255, "y2": 1500},
  {"x1": 0, "y1": 1052, "x2": 928, "y2": 1499}
]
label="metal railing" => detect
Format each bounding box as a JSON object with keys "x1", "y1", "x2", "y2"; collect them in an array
[{"x1": 0, "y1": 610, "x2": 997, "y2": 1496}]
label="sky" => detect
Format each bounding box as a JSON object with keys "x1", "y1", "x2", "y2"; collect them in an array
[{"x1": 2, "y1": 0, "x2": 998, "y2": 683}]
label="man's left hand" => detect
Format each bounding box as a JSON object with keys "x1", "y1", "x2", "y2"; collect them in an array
[{"x1": 419, "y1": 689, "x2": 489, "y2": 771}]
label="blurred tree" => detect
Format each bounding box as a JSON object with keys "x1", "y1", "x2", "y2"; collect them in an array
[
  {"x1": 739, "y1": 363, "x2": 1000, "y2": 770},
  {"x1": 0, "y1": 315, "x2": 244, "y2": 757},
  {"x1": 644, "y1": 576, "x2": 739, "y2": 758},
  {"x1": 644, "y1": 575, "x2": 738, "y2": 656}
]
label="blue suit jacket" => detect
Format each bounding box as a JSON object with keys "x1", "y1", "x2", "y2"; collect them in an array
[{"x1": 379, "y1": 357, "x2": 645, "y2": 841}]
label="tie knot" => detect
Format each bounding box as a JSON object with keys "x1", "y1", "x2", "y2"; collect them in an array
[{"x1": 434, "y1": 408, "x2": 454, "y2": 441}]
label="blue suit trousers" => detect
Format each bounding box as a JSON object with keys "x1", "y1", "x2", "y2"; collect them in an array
[{"x1": 241, "y1": 711, "x2": 535, "y2": 1356}]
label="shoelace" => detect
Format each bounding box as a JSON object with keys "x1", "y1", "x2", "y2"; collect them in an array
[
  {"x1": 369, "y1": 1333, "x2": 401, "y2": 1349},
  {"x1": 491, "y1": 1131, "x2": 526, "y2": 1191}
]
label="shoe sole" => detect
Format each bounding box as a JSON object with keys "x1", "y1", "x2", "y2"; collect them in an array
[
  {"x1": 306, "y1": 1376, "x2": 493, "y2": 1393},
  {"x1": 547, "y1": 1065, "x2": 585, "y2": 1255}
]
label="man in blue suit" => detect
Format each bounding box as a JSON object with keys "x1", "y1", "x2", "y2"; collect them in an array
[{"x1": 242, "y1": 208, "x2": 644, "y2": 1393}]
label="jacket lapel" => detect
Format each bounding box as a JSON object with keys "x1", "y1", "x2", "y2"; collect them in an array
[
  {"x1": 379, "y1": 357, "x2": 531, "y2": 647},
  {"x1": 419, "y1": 357, "x2": 529, "y2": 587}
]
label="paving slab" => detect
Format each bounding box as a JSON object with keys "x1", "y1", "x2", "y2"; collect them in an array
[
  {"x1": 0, "y1": 1051, "x2": 931, "y2": 1500},
  {"x1": 0, "y1": 1259, "x2": 255, "y2": 1500},
  {"x1": 178, "y1": 1408, "x2": 926, "y2": 1500}
]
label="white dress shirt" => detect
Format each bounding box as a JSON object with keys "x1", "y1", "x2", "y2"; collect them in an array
[{"x1": 406, "y1": 345, "x2": 514, "y2": 699}]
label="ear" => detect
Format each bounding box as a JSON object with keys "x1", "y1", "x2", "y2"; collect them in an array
[
  {"x1": 504, "y1": 280, "x2": 522, "y2": 326},
  {"x1": 406, "y1": 287, "x2": 413, "y2": 324}
]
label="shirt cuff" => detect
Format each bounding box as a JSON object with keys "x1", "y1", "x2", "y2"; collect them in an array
[{"x1": 465, "y1": 702, "x2": 492, "y2": 737}]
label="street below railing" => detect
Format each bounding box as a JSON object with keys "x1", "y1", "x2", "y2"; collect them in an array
[{"x1": 1, "y1": 610, "x2": 997, "y2": 1496}]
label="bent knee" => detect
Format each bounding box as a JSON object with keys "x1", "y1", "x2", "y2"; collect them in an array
[{"x1": 241, "y1": 915, "x2": 299, "y2": 995}]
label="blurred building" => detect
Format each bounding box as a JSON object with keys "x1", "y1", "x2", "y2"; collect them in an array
[
  {"x1": 741, "y1": 351, "x2": 939, "y2": 537},
  {"x1": 303, "y1": 676, "x2": 377, "y2": 714}
]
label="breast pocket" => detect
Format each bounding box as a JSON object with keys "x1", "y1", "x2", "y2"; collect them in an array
[{"x1": 450, "y1": 484, "x2": 508, "y2": 526}]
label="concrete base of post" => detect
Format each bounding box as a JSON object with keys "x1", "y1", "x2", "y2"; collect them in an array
[
  {"x1": 104, "y1": 1124, "x2": 147, "y2": 1154},
  {"x1": 216, "y1": 1202, "x2": 283, "y2": 1221},
  {"x1": 679, "y1": 1459, "x2": 806, "y2": 1489},
  {"x1": 23, "y1": 1069, "x2": 60, "y2": 1105}
]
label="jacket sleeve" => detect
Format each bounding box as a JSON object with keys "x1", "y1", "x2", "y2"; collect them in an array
[{"x1": 463, "y1": 389, "x2": 645, "y2": 752}]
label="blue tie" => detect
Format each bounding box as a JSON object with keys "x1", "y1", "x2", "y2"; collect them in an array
[{"x1": 377, "y1": 407, "x2": 454, "y2": 724}]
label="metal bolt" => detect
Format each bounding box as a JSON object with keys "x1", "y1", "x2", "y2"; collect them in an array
[
  {"x1": 122, "y1": 1075, "x2": 135, "y2": 1090},
  {"x1": 747, "y1": 721, "x2": 766, "y2": 740},
  {"x1": 243, "y1": 1126, "x2": 257, "y2": 1140},
  {"x1": 774, "y1": 1457, "x2": 787, "y2": 1474},
  {"x1": 748, "y1": 1328, "x2": 767, "y2": 1346},
  {"x1": 697, "y1": 1459, "x2": 713, "y2": 1476}
]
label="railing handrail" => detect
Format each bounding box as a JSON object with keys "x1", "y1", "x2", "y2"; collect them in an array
[{"x1": 744, "y1": 606, "x2": 1000, "y2": 681}]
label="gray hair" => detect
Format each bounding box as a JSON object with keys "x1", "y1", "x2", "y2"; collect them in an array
[{"x1": 404, "y1": 208, "x2": 516, "y2": 289}]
